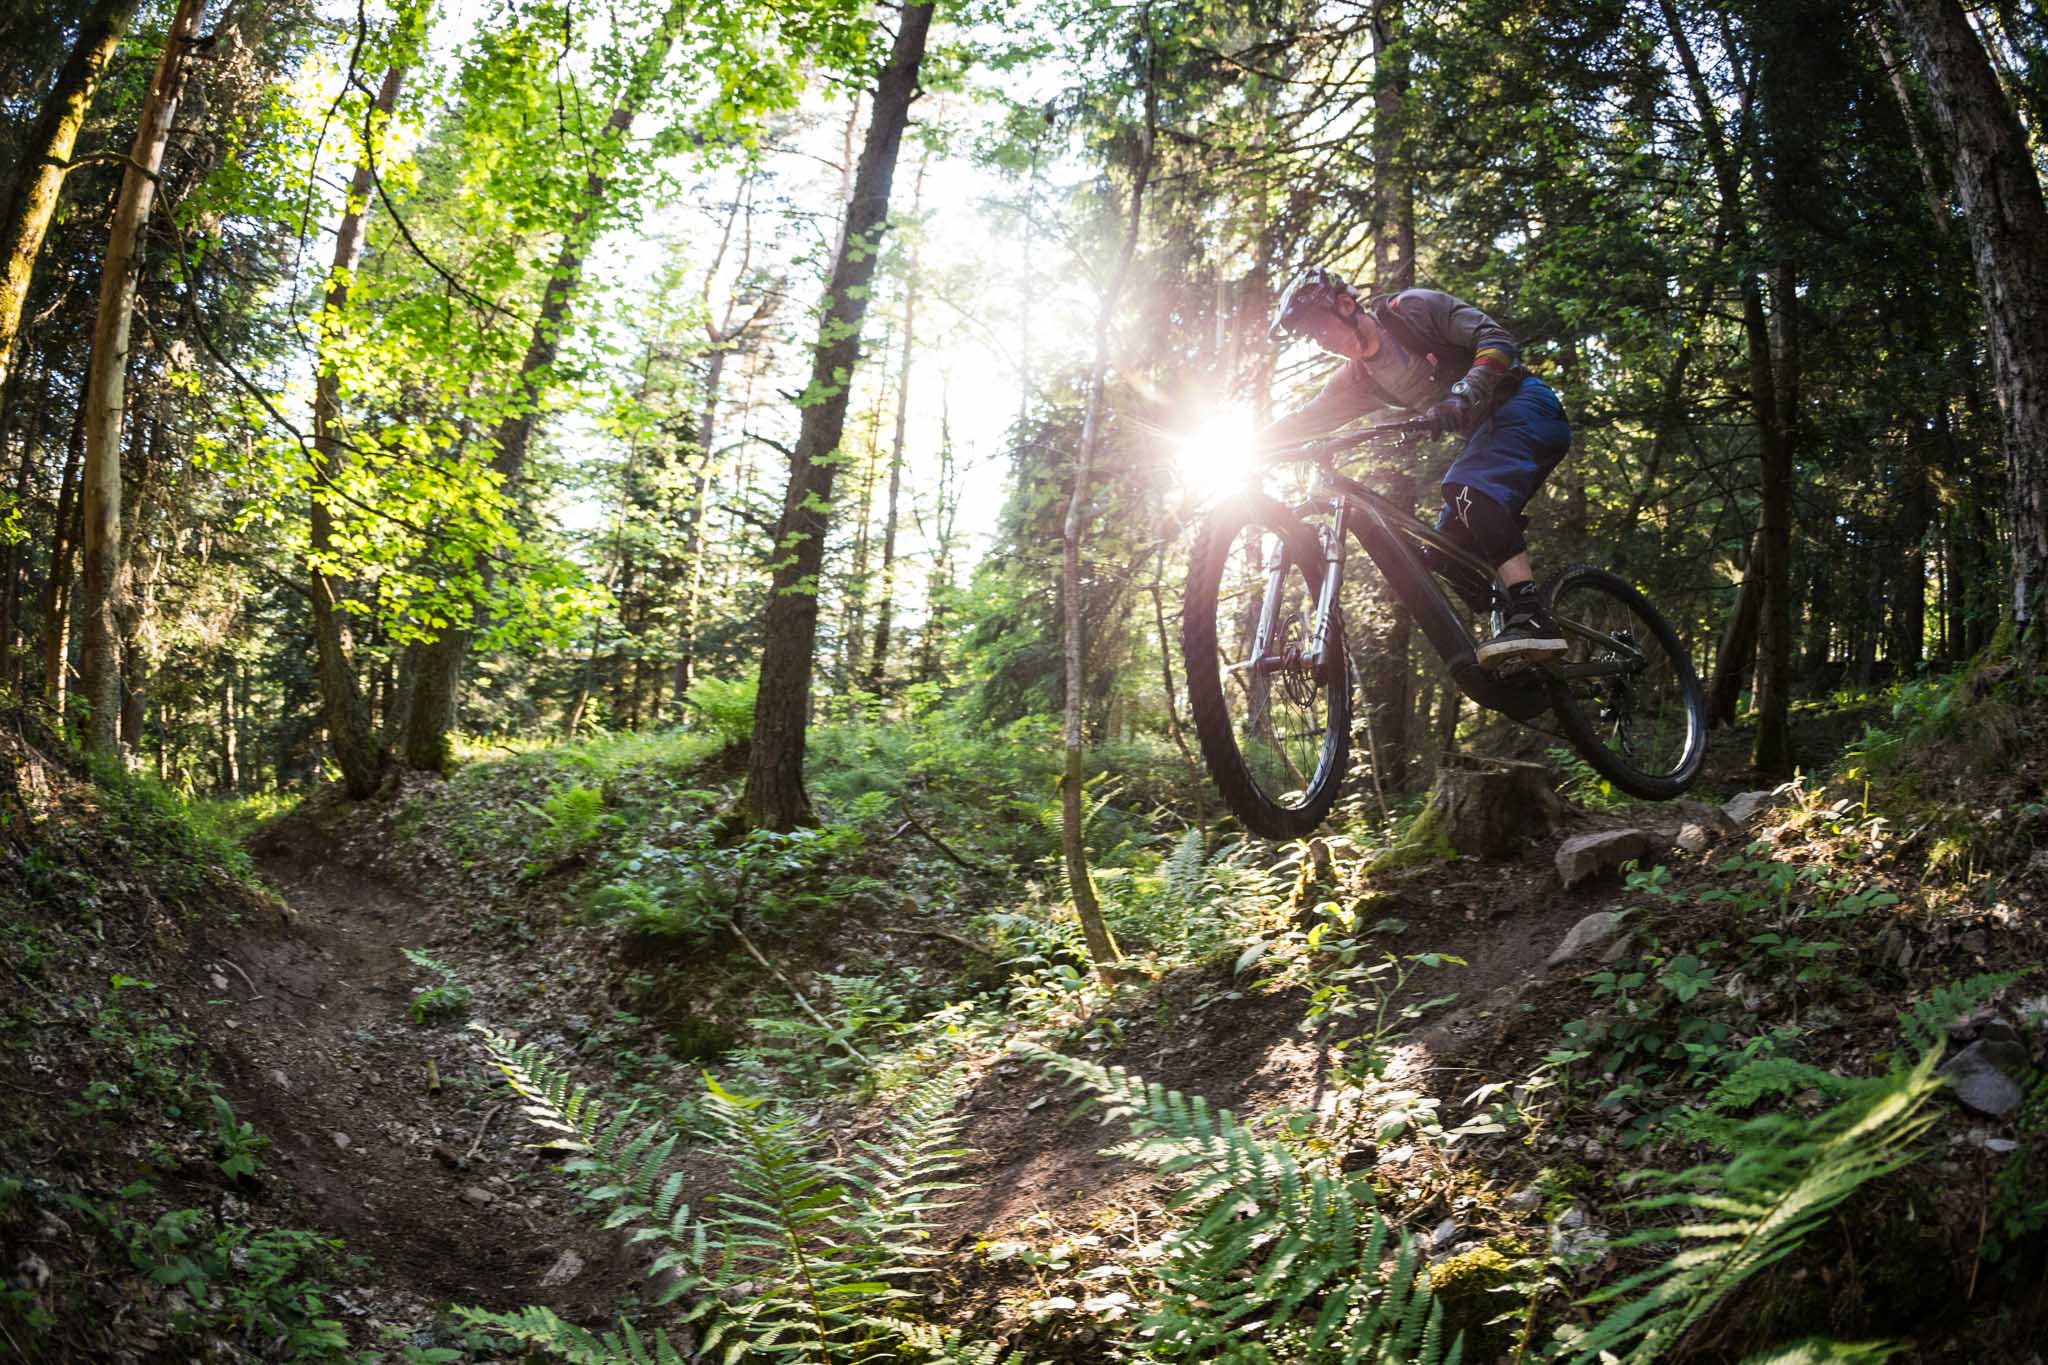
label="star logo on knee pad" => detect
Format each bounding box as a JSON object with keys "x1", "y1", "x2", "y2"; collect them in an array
[{"x1": 1453, "y1": 485, "x2": 1473, "y2": 528}]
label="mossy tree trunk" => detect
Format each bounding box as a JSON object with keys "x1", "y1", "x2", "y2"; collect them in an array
[{"x1": 77, "y1": 0, "x2": 206, "y2": 757}]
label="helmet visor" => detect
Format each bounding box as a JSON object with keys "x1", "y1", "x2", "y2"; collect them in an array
[{"x1": 1270, "y1": 272, "x2": 1344, "y2": 340}]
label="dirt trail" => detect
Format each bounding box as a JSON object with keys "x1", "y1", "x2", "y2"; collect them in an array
[
  {"x1": 196, "y1": 826, "x2": 632, "y2": 1323},
  {"x1": 185, "y1": 733, "x2": 1779, "y2": 1339}
]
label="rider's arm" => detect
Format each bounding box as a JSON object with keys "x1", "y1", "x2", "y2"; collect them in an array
[
  {"x1": 1255, "y1": 359, "x2": 1387, "y2": 451},
  {"x1": 1398, "y1": 288, "x2": 1522, "y2": 411}
]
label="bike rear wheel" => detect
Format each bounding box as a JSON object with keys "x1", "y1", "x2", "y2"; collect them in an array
[
  {"x1": 1542, "y1": 565, "x2": 1705, "y2": 799},
  {"x1": 1183, "y1": 494, "x2": 1351, "y2": 838}
]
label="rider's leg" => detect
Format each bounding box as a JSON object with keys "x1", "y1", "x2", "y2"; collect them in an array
[{"x1": 1437, "y1": 376, "x2": 1572, "y2": 668}]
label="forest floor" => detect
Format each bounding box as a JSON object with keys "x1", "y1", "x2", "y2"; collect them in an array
[
  {"x1": 215, "y1": 830, "x2": 643, "y2": 1325},
  {"x1": 4, "y1": 679, "x2": 2046, "y2": 1361}
]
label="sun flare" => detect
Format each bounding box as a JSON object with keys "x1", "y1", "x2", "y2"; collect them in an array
[{"x1": 1174, "y1": 406, "x2": 1258, "y2": 489}]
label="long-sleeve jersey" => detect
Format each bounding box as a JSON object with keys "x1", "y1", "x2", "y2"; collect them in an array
[{"x1": 1261, "y1": 288, "x2": 1522, "y2": 448}]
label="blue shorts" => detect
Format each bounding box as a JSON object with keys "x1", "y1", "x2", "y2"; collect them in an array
[{"x1": 1443, "y1": 374, "x2": 1570, "y2": 515}]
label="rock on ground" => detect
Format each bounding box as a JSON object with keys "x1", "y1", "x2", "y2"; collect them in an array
[
  {"x1": 1939, "y1": 1040, "x2": 2028, "y2": 1119},
  {"x1": 1721, "y1": 790, "x2": 1778, "y2": 825},
  {"x1": 539, "y1": 1249, "x2": 586, "y2": 1288},
  {"x1": 1555, "y1": 829, "x2": 1649, "y2": 888},
  {"x1": 1668, "y1": 799, "x2": 1741, "y2": 837},
  {"x1": 1548, "y1": 911, "x2": 1626, "y2": 968}
]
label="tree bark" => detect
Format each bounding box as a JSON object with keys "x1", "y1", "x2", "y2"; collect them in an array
[
  {"x1": 114, "y1": 407, "x2": 163, "y2": 759},
  {"x1": 742, "y1": 1, "x2": 935, "y2": 830},
  {"x1": 1370, "y1": 0, "x2": 1414, "y2": 290},
  {"x1": 0, "y1": 355, "x2": 38, "y2": 678},
  {"x1": 840, "y1": 383, "x2": 882, "y2": 686},
  {"x1": 1709, "y1": 526, "x2": 1763, "y2": 727},
  {"x1": 1418, "y1": 755, "x2": 1561, "y2": 859},
  {"x1": 1661, "y1": 0, "x2": 1795, "y2": 769},
  {"x1": 1055, "y1": 11, "x2": 1156, "y2": 982},
  {"x1": 1889, "y1": 0, "x2": 2048, "y2": 655},
  {"x1": 40, "y1": 402, "x2": 85, "y2": 712},
  {"x1": 673, "y1": 347, "x2": 725, "y2": 699},
  {"x1": 1893, "y1": 440, "x2": 1930, "y2": 671},
  {"x1": 218, "y1": 651, "x2": 239, "y2": 791},
  {"x1": 1751, "y1": 258, "x2": 1797, "y2": 774},
  {"x1": 917, "y1": 385, "x2": 958, "y2": 685},
  {"x1": 0, "y1": 0, "x2": 142, "y2": 396},
  {"x1": 310, "y1": 57, "x2": 408, "y2": 798},
  {"x1": 1368, "y1": 473, "x2": 1415, "y2": 792},
  {"x1": 866, "y1": 157, "x2": 926, "y2": 694},
  {"x1": 77, "y1": 0, "x2": 205, "y2": 756},
  {"x1": 403, "y1": 1, "x2": 686, "y2": 769},
  {"x1": 1368, "y1": 0, "x2": 1415, "y2": 790}
]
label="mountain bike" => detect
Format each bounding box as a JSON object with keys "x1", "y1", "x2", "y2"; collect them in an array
[{"x1": 1182, "y1": 417, "x2": 1706, "y2": 839}]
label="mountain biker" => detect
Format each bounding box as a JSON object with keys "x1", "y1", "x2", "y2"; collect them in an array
[{"x1": 1260, "y1": 267, "x2": 1571, "y2": 669}]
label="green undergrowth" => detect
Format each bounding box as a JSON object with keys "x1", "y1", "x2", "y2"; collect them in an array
[
  {"x1": 0, "y1": 727, "x2": 366, "y2": 1360},
  {"x1": 1815, "y1": 659, "x2": 2047, "y2": 881},
  {"x1": 159, "y1": 673, "x2": 2033, "y2": 1359}
]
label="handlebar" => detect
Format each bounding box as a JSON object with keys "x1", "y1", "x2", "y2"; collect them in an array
[{"x1": 1264, "y1": 416, "x2": 1438, "y2": 464}]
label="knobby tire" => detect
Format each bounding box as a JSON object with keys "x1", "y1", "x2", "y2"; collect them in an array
[
  {"x1": 1542, "y1": 564, "x2": 1706, "y2": 799},
  {"x1": 1183, "y1": 494, "x2": 1351, "y2": 839}
]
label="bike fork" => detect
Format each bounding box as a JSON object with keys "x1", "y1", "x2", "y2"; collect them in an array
[
  {"x1": 1233, "y1": 504, "x2": 1347, "y2": 676},
  {"x1": 1242, "y1": 557, "x2": 1288, "y2": 674},
  {"x1": 1307, "y1": 500, "x2": 1347, "y2": 670}
]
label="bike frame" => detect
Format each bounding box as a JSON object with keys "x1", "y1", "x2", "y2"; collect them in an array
[{"x1": 1242, "y1": 434, "x2": 1648, "y2": 726}]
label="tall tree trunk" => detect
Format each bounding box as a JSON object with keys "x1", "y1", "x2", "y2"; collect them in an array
[
  {"x1": 917, "y1": 384, "x2": 958, "y2": 685},
  {"x1": 77, "y1": 0, "x2": 205, "y2": 756},
  {"x1": 742, "y1": 1, "x2": 935, "y2": 829},
  {"x1": 865, "y1": 158, "x2": 925, "y2": 695},
  {"x1": 115, "y1": 408, "x2": 163, "y2": 758},
  {"x1": 218, "y1": 651, "x2": 239, "y2": 791},
  {"x1": 40, "y1": 403, "x2": 85, "y2": 712},
  {"x1": 0, "y1": 355, "x2": 38, "y2": 680},
  {"x1": 1370, "y1": 0, "x2": 1414, "y2": 290},
  {"x1": 404, "y1": 2, "x2": 685, "y2": 769},
  {"x1": 1057, "y1": 13, "x2": 1156, "y2": 982},
  {"x1": 1751, "y1": 258, "x2": 1797, "y2": 774},
  {"x1": 840, "y1": 385, "x2": 882, "y2": 687},
  {"x1": 310, "y1": 57, "x2": 408, "y2": 798},
  {"x1": 1889, "y1": 0, "x2": 2048, "y2": 655},
  {"x1": 673, "y1": 181, "x2": 774, "y2": 700},
  {"x1": 0, "y1": 0, "x2": 142, "y2": 396},
  {"x1": 1709, "y1": 526, "x2": 1763, "y2": 727},
  {"x1": 1662, "y1": 0, "x2": 1795, "y2": 769},
  {"x1": 1367, "y1": 0, "x2": 1415, "y2": 790},
  {"x1": 1149, "y1": 547, "x2": 1198, "y2": 774},
  {"x1": 673, "y1": 347, "x2": 726, "y2": 698},
  {"x1": 1894, "y1": 443, "x2": 1930, "y2": 671}
]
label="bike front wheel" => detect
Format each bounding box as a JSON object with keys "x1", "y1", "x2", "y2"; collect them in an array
[
  {"x1": 1543, "y1": 565, "x2": 1706, "y2": 799},
  {"x1": 1183, "y1": 494, "x2": 1351, "y2": 838}
]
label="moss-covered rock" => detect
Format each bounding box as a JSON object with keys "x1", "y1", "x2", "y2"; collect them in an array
[{"x1": 1429, "y1": 1241, "x2": 1526, "y2": 1361}]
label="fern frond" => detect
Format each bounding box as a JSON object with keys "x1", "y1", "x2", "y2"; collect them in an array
[
  {"x1": 898, "y1": 1319, "x2": 1032, "y2": 1362},
  {"x1": 1566, "y1": 1052, "x2": 1943, "y2": 1364},
  {"x1": 849, "y1": 1069, "x2": 970, "y2": 1259},
  {"x1": 1735, "y1": 1338, "x2": 1908, "y2": 1364},
  {"x1": 1162, "y1": 826, "x2": 1209, "y2": 905},
  {"x1": 1019, "y1": 1043, "x2": 1460, "y2": 1364},
  {"x1": 453, "y1": 1304, "x2": 688, "y2": 1365},
  {"x1": 473, "y1": 1029, "x2": 973, "y2": 1364},
  {"x1": 1896, "y1": 970, "x2": 2032, "y2": 1053}
]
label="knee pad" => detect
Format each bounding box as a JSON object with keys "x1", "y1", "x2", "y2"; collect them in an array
[{"x1": 1436, "y1": 483, "x2": 1528, "y2": 565}]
